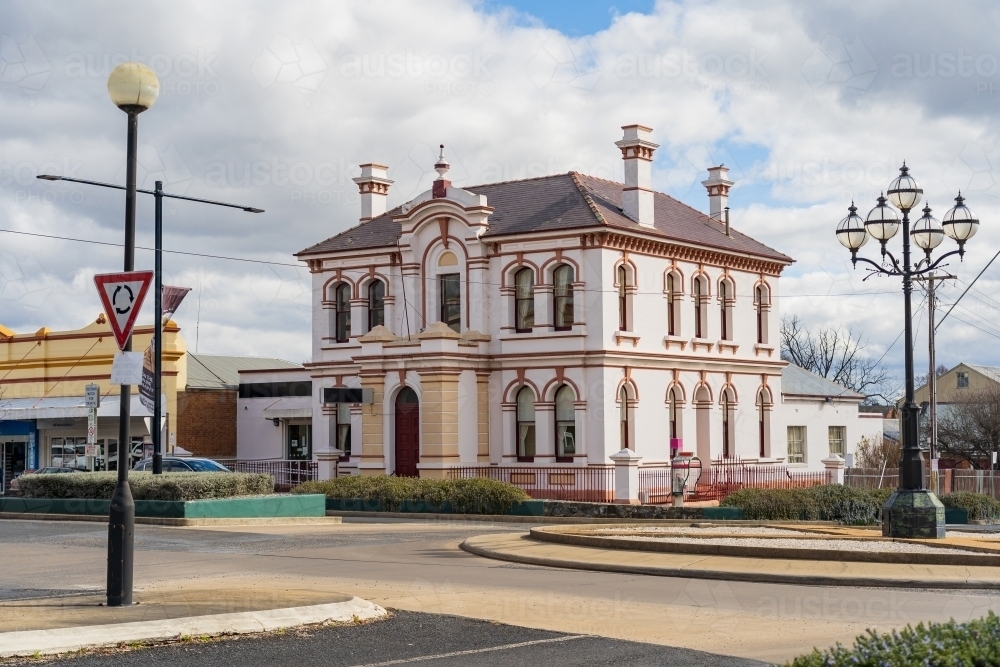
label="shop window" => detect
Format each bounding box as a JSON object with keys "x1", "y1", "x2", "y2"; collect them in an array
[
  {"x1": 440, "y1": 273, "x2": 461, "y2": 332},
  {"x1": 516, "y1": 387, "x2": 536, "y2": 462},
  {"x1": 368, "y1": 280, "x2": 385, "y2": 331},
  {"x1": 334, "y1": 282, "x2": 351, "y2": 343},
  {"x1": 787, "y1": 426, "x2": 806, "y2": 464},
  {"x1": 553, "y1": 265, "x2": 574, "y2": 331},
  {"x1": 828, "y1": 426, "x2": 845, "y2": 456},
  {"x1": 287, "y1": 424, "x2": 312, "y2": 460},
  {"x1": 555, "y1": 385, "x2": 576, "y2": 462},
  {"x1": 515, "y1": 268, "x2": 535, "y2": 332}
]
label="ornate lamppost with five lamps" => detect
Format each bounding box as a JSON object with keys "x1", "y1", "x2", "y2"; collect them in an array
[{"x1": 836, "y1": 164, "x2": 979, "y2": 538}]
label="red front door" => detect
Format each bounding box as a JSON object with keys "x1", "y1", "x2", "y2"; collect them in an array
[{"x1": 394, "y1": 388, "x2": 419, "y2": 477}]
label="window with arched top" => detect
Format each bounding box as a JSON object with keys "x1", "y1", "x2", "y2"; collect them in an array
[
  {"x1": 618, "y1": 265, "x2": 628, "y2": 332},
  {"x1": 667, "y1": 386, "x2": 682, "y2": 441},
  {"x1": 334, "y1": 283, "x2": 351, "y2": 343},
  {"x1": 693, "y1": 276, "x2": 706, "y2": 338},
  {"x1": 755, "y1": 284, "x2": 770, "y2": 344},
  {"x1": 368, "y1": 280, "x2": 385, "y2": 331},
  {"x1": 440, "y1": 274, "x2": 461, "y2": 332},
  {"x1": 555, "y1": 385, "x2": 576, "y2": 462},
  {"x1": 553, "y1": 265, "x2": 574, "y2": 331},
  {"x1": 757, "y1": 388, "x2": 771, "y2": 458},
  {"x1": 515, "y1": 268, "x2": 535, "y2": 332},
  {"x1": 719, "y1": 278, "x2": 734, "y2": 341},
  {"x1": 619, "y1": 385, "x2": 632, "y2": 450},
  {"x1": 516, "y1": 387, "x2": 536, "y2": 462},
  {"x1": 666, "y1": 273, "x2": 680, "y2": 336},
  {"x1": 721, "y1": 387, "x2": 736, "y2": 459}
]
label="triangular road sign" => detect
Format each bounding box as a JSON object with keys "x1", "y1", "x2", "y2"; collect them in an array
[{"x1": 94, "y1": 271, "x2": 154, "y2": 350}]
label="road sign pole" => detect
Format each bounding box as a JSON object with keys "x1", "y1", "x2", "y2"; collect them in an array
[
  {"x1": 108, "y1": 109, "x2": 138, "y2": 608},
  {"x1": 153, "y1": 181, "x2": 163, "y2": 475}
]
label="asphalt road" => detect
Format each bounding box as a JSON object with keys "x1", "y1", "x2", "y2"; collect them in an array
[
  {"x1": 3, "y1": 518, "x2": 1000, "y2": 663},
  {"x1": 18, "y1": 610, "x2": 764, "y2": 667}
]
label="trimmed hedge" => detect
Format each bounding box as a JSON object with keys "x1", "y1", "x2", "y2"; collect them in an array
[
  {"x1": 787, "y1": 611, "x2": 1000, "y2": 666},
  {"x1": 17, "y1": 471, "x2": 274, "y2": 501},
  {"x1": 291, "y1": 476, "x2": 529, "y2": 515},
  {"x1": 720, "y1": 485, "x2": 894, "y2": 524},
  {"x1": 940, "y1": 491, "x2": 1000, "y2": 522}
]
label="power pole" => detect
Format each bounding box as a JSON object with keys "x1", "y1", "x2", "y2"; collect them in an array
[{"x1": 916, "y1": 271, "x2": 955, "y2": 494}]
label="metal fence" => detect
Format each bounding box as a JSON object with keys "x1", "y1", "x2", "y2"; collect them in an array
[
  {"x1": 219, "y1": 459, "x2": 320, "y2": 491},
  {"x1": 638, "y1": 465, "x2": 672, "y2": 504},
  {"x1": 692, "y1": 458, "x2": 832, "y2": 501},
  {"x1": 446, "y1": 465, "x2": 615, "y2": 502}
]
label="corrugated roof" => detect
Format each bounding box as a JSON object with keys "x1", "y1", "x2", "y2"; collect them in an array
[
  {"x1": 186, "y1": 354, "x2": 301, "y2": 390},
  {"x1": 967, "y1": 365, "x2": 1000, "y2": 384},
  {"x1": 781, "y1": 364, "x2": 864, "y2": 400},
  {"x1": 297, "y1": 172, "x2": 792, "y2": 263}
]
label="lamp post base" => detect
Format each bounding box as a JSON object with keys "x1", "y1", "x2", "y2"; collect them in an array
[{"x1": 881, "y1": 489, "x2": 945, "y2": 539}]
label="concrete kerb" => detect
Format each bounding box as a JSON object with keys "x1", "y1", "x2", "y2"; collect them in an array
[
  {"x1": 0, "y1": 513, "x2": 343, "y2": 527},
  {"x1": 0, "y1": 597, "x2": 387, "y2": 658},
  {"x1": 460, "y1": 533, "x2": 1000, "y2": 591},
  {"x1": 325, "y1": 510, "x2": 838, "y2": 526}
]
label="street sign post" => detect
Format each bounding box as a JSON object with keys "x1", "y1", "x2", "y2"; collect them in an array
[{"x1": 94, "y1": 271, "x2": 154, "y2": 350}]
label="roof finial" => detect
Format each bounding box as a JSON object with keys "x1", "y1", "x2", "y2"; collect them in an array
[{"x1": 434, "y1": 144, "x2": 450, "y2": 179}]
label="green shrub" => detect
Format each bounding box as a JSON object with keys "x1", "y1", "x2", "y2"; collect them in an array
[
  {"x1": 18, "y1": 471, "x2": 274, "y2": 501},
  {"x1": 787, "y1": 611, "x2": 1000, "y2": 666},
  {"x1": 292, "y1": 476, "x2": 529, "y2": 515},
  {"x1": 720, "y1": 485, "x2": 891, "y2": 524},
  {"x1": 940, "y1": 491, "x2": 1000, "y2": 522}
]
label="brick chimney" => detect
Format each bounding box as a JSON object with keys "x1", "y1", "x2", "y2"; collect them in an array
[
  {"x1": 615, "y1": 124, "x2": 658, "y2": 227},
  {"x1": 701, "y1": 165, "x2": 733, "y2": 220},
  {"x1": 432, "y1": 144, "x2": 450, "y2": 198},
  {"x1": 353, "y1": 163, "x2": 393, "y2": 221}
]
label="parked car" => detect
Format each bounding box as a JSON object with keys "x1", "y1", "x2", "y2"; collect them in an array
[
  {"x1": 8, "y1": 466, "x2": 80, "y2": 496},
  {"x1": 132, "y1": 457, "x2": 231, "y2": 473}
]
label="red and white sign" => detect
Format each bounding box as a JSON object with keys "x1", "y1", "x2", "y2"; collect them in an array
[{"x1": 94, "y1": 271, "x2": 154, "y2": 350}]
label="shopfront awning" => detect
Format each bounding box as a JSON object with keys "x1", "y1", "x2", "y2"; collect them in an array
[
  {"x1": 262, "y1": 401, "x2": 312, "y2": 420},
  {"x1": 0, "y1": 394, "x2": 163, "y2": 421}
]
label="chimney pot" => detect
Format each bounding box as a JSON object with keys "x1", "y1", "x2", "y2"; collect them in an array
[
  {"x1": 353, "y1": 163, "x2": 393, "y2": 221},
  {"x1": 615, "y1": 124, "x2": 658, "y2": 227},
  {"x1": 701, "y1": 165, "x2": 734, "y2": 221}
]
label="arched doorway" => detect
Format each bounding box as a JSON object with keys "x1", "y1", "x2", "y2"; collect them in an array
[{"x1": 394, "y1": 387, "x2": 420, "y2": 477}]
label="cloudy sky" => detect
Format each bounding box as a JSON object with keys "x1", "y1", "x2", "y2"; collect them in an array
[{"x1": 2, "y1": 0, "x2": 999, "y2": 396}]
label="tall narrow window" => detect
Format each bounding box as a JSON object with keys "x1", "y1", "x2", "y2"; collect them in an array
[
  {"x1": 720, "y1": 280, "x2": 733, "y2": 341},
  {"x1": 693, "y1": 278, "x2": 703, "y2": 338},
  {"x1": 555, "y1": 385, "x2": 576, "y2": 462},
  {"x1": 619, "y1": 386, "x2": 630, "y2": 450},
  {"x1": 618, "y1": 266, "x2": 628, "y2": 331},
  {"x1": 758, "y1": 389, "x2": 770, "y2": 458},
  {"x1": 440, "y1": 273, "x2": 461, "y2": 332},
  {"x1": 668, "y1": 387, "x2": 679, "y2": 440},
  {"x1": 828, "y1": 426, "x2": 845, "y2": 456},
  {"x1": 787, "y1": 426, "x2": 805, "y2": 463},
  {"x1": 553, "y1": 265, "x2": 574, "y2": 331},
  {"x1": 516, "y1": 387, "x2": 536, "y2": 462},
  {"x1": 368, "y1": 280, "x2": 385, "y2": 331},
  {"x1": 335, "y1": 283, "x2": 351, "y2": 343},
  {"x1": 667, "y1": 273, "x2": 677, "y2": 336},
  {"x1": 721, "y1": 391, "x2": 732, "y2": 458},
  {"x1": 515, "y1": 268, "x2": 535, "y2": 332},
  {"x1": 337, "y1": 403, "x2": 352, "y2": 461},
  {"x1": 755, "y1": 284, "x2": 768, "y2": 344}
]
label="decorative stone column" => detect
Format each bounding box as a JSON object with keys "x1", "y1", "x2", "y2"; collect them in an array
[
  {"x1": 476, "y1": 371, "x2": 491, "y2": 462},
  {"x1": 610, "y1": 448, "x2": 642, "y2": 504},
  {"x1": 821, "y1": 454, "x2": 846, "y2": 485},
  {"x1": 416, "y1": 322, "x2": 462, "y2": 478}
]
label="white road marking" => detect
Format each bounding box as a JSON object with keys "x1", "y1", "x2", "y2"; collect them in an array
[{"x1": 346, "y1": 634, "x2": 590, "y2": 666}]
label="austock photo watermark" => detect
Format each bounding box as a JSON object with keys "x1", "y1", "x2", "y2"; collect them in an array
[{"x1": 63, "y1": 47, "x2": 220, "y2": 97}]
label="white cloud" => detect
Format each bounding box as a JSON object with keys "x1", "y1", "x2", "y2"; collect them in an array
[{"x1": 2, "y1": 0, "x2": 999, "y2": 389}]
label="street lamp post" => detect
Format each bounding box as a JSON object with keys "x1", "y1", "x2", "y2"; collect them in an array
[
  {"x1": 836, "y1": 164, "x2": 979, "y2": 538},
  {"x1": 105, "y1": 62, "x2": 160, "y2": 606}
]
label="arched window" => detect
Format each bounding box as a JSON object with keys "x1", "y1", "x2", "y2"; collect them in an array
[
  {"x1": 618, "y1": 265, "x2": 628, "y2": 332},
  {"x1": 334, "y1": 283, "x2": 351, "y2": 343},
  {"x1": 368, "y1": 280, "x2": 385, "y2": 331},
  {"x1": 755, "y1": 284, "x2": 769, "y2": 344},
  {"x1": 555, "y1": 385, "x2": 576, "y2": 462},
  {"x1": 553, "y1": 265, "x2": 574, "y2": 331},
  {"x1": 721, "y1": 387, "x2": 735, "y2": 459},
  {"x1": 515, "y1": 268, "x2": 535, "y2": 332},
  {"x1": 693, "y1": 277, "x2": 704, "y2": 338},
  {"x1": 757, "y1": 388, "x2": 771, "y2": 458},
  {"x1": 516, "y1": 387, "x2": 536, "y2": 462},
  {"x1": 619, "y1": 385, "x2": 631, "y2": 450},
  {"x1": 720, "y1": 279, "x2": 733, "y2": 341},
  {"x1": 667, "y1": 386, "x2": 681, "y2": 441},
  {"x1": 666, "y1": 273, "x2": 678, "y2": 336},
  {"x1": 440, "y1": 274, "x2": 461, "y2": 332}
]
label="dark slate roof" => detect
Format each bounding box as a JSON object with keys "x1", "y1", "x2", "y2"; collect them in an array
[
  {"x1": 781, "y1": 364, "x2": 864, "y2": 401},
  {"x1": 297, "y1": 173, "x2": 791, "y2": 263}
]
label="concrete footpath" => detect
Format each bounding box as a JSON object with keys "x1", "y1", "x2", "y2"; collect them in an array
[
  {"x1": 0, "y1": 584, "x2": 385, "y2": 658},
  {"x1": 462, "y1": 533, "x2": 1000, "y2": 590}
]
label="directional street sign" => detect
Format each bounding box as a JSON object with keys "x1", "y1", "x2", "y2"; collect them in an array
[{"x1": 94, "y1": 271, "x2": 154, "y2": 350}]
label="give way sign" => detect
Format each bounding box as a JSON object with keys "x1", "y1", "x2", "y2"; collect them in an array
[{"x1": 94, "y1": 271, "x2": 154, "y2": 350}]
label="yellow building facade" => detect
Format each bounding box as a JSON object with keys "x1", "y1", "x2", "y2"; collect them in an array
[{"x1": 0, "y1": 314, "x2": 186, "y2": 485}]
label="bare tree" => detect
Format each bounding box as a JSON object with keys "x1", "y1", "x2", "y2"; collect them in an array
[
  {"x1": 780, "y1": 315, "x2": 892, "y2": 402},
  {"x1": 936, "y1": 385, "x2": 1000, "y2": 469},
  {"x1": 855, "y1": 435, "x2": 902, "y2": 469},
  {"x1": 915, "y1": 364, "x2": 948, "y2": 389}
]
